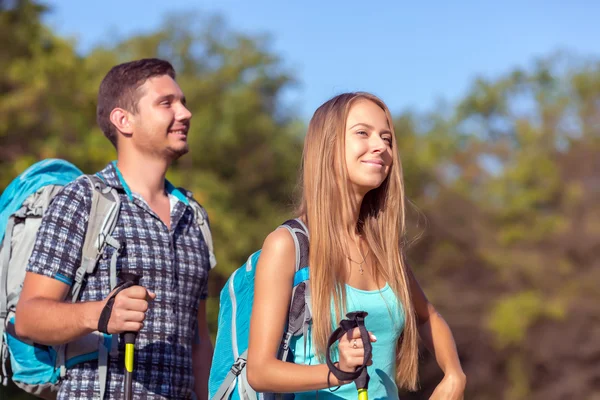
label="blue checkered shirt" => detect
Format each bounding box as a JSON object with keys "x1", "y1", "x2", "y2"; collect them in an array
[{"x1": 27, "y1": 162, "x2": 212, "y2": 399}]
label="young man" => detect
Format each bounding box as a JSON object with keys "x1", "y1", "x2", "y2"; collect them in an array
[{"x1": 15, "y1": 58, "x2": 213, "y2": 399}]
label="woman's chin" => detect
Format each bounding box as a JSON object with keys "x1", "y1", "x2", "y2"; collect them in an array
[{"x1": 353, "y1": 181, "x2": 385, "y2": 196}]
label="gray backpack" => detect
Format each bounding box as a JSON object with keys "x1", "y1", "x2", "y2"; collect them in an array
[
  {"x1": 1, "y1": 161, "x2": 215, "y2": 400},
  {"x1": 0, "y1": 174, "x2": 121, "y2": 399}
]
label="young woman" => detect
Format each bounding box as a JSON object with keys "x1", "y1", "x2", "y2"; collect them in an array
[{"x1": 246, "y1": 92, "x2": 466, "y2": 399}]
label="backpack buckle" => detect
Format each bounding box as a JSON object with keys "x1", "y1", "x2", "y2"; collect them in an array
[
  {"x1": 230, "y1": 357, "x2": 247, "y2": 377},
  {"x1": 74, "y1": 265, "x2": 87, "y2": 284},
  {"x1": 281, "y1": 331, "x2": 293, "y2": 351}
]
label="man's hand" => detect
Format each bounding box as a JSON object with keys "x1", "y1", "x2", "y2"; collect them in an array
[{"x1": 104, "y1": 286, "x2": 156, "y2": 334}]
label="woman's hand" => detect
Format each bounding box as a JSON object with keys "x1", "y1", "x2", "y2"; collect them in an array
[
  {"x1": 429, "y1": 372, "x2": 466, "y2": 400},
  {"x1": 337, "y1": 327, "x2": 377, "y2": 375}
]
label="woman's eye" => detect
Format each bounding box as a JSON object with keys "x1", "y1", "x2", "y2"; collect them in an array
[{"x1": 357, "y1": 130, "x2": 368, "y2": 136}]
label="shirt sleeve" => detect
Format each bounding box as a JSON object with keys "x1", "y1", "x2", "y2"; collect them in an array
[
  {"x1": 27, "y1": 178, "x2": 91, "y2": 286},
  {"x1": 200, "y1": 269, "x2": 210, "y2": 300}
]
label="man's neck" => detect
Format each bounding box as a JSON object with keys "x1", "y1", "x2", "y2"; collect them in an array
[{"x1": 116, "y1": 153, "x2": 170, "y2": 203}]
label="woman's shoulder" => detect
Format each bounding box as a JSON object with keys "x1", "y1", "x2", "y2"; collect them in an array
[
  {"x1": 262, "y1": 226, "x2": 297, "y2": 256},
  {"x1": 256, "y1": 220, "x2": 306, "y2": 279}
]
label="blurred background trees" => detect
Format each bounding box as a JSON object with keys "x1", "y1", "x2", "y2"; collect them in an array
[{"x1": 2, "y1": 1, "x2": 598, "y2": 399}]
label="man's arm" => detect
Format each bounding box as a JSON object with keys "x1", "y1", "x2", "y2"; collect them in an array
[
  {"x1": 15, "y1": 272, "x2": 154, "y2": 345},
  {"x1": 15, "y1": 273, "x2": 102, "y2": 344},
  {"x1": 193, "y1": 300, "x2": 213, "y2": 400}
]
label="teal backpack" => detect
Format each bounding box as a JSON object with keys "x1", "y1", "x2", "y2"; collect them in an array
[
  {"x1": 0, "y1": 159, "x2": 122, "y2": 399},
  {"x1": 209, "y1": 218, "x2": 310, "y2": 400},
  {"x1": 0, "y1": 158, "x2": 216, "y2": 400}
]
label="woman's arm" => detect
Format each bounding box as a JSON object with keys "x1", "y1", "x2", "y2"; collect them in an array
[
  {"x1": 408, "y1": 266, "x2": 466, "y2": 398},
  {"x1": 246, "y1": 229, "x2": 366, "y2": 393}
]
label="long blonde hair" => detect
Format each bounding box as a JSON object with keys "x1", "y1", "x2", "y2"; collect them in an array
[{"x1": 296, "y1": 92, "x2": 419, "y2": 390}]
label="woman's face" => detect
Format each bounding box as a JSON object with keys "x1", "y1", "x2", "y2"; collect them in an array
[{"x1": 344, "y1": 99, "x2": 393, "y2": 196}]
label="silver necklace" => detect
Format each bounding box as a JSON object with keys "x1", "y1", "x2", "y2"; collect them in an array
[{"x1": 347, "y1": 245, "x2": 370, "y2": 275}]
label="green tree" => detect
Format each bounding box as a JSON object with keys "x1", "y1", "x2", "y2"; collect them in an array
[
  {"x1": 1, "y1": 1, "x2": 302, "y2": 398},
  {"x1": 3, "y1": 1, "x2": 600, "y2": 399},
  {"x1": 401, "y1": 55, "x2": 600, "y2": 399}
]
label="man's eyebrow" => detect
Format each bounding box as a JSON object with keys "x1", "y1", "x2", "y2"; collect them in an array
[
  {"x1": 156, "y1": 94, "x2": 174, "y2": 102},
  {"x1": 156, "y1": 94, "x2": 186, "y2": 104}
]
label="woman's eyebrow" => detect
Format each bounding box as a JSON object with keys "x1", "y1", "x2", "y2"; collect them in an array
[{"x1": 349, "y1": 122, "x2": 392, "y2": 135}]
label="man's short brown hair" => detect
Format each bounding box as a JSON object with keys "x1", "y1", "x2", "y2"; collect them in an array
[{"x1": 96, "y1": 58, "x2": 176, "y2": 148}]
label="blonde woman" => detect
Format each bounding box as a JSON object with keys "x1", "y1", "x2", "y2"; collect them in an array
[{"x1": 246, "y1": 93, "x2": 466, "y2": 399}]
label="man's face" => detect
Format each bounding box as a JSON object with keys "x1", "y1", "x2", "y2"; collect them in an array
[{"x1": 127, "y1": 75, "x2": 192, "y2": 160}]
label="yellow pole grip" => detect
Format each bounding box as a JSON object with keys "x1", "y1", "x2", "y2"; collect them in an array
[
  {"x1": 358, "y1": 388, "x2": 368, "y2": 400},
  {"x1": 125, "y1": 343, "x2": 135, "y2": 373}
]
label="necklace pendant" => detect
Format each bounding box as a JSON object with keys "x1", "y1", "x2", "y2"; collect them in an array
[{"x1": 359, "y1": 266, "x2": 364, "y2": 275}]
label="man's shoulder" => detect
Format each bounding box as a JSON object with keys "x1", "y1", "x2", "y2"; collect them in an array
[
  {"x1": 50, "y1": 175, "x2": 95, "y2": 208},
  {"x1": 177, "y1": 187, "x2": 207, "y2": 214}
]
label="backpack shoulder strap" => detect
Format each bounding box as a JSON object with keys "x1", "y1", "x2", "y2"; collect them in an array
[
  {"x1": 278, "y1": 218, "x2": 309, "y2": 273},
  {"x1": 189, "y1": 200, "x2": 217, "y2": 270},
  {"x1": 278, "y1": 218, "x2": 311, "y2": 362},
  {"x1": 70, "y1": 175, "x2": 121, "y2": 301}
]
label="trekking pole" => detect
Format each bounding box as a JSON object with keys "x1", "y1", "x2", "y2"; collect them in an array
[
  {"x1": 355, "y1": 367, "x2": 369, "y2": 400},
  {"x1": 348, "y1": 312, "x2": 370, "y2": 400},
  {"x1": 326, "y1": 311, "x2": 371, "y2": 400},
  {"x1": 120, "y1": 272, "x2": 142, "y2": 400}
]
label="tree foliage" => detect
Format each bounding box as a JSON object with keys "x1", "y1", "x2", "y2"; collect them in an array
[{"x1": 2, "y1": 1, "x2": 599, "y2": 399}]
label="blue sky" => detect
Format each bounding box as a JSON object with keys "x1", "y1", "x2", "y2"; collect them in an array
[{"x1": 44, "y1": 1, "x2": 598, "y2": 120}]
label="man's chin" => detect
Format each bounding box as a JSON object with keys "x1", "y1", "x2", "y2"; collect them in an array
[{"x1": 165, "y1": 145, "x2": 189, "y2": 161}]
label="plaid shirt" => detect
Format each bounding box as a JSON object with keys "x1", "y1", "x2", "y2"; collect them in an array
[{"x1": 27, "y1": 162, "x2": 211, "y2": 400}]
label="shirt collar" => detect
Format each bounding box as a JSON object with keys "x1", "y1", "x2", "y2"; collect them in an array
[{"x1": 97, "y1": 161, "x2": 189, "y2": 206}]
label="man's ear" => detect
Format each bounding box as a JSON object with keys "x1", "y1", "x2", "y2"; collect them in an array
[{"x1": 109, "y1": 108, "x2": 134, "y2": 136}]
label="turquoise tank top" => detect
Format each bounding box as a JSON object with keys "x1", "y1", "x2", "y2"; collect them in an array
[{"x1": 291, "y1": 283, "x2": 404, "y2": 399}]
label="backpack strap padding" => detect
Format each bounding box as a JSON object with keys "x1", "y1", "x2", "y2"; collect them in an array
[
  {"x1": 0, "y1": 342, "x2": 7, "y2": 385},
  {"x1": 71, "y1": 176, "x2": 121, "y2": 301},
  {"x1": 277, "y1": 219, "x2": 310, "y2": 362},
  {"x1": 97, "y1": 339, "x2": 109, "y2": 400},
  {"x1": 212, "y1": 350, "x2": 248, "y2": 400},
  {"x1": 278, "y1": 224, "x2": 301, "y2": 273},
  {"x1": 239, "y1": 362, "x2": 257, "y2": 400},
  {"x1": 189, "y1": 202, "x2": 217, "y2": 269},
  {"x1": 0, "y1": 214, "x2": 19, "y2": 321}
]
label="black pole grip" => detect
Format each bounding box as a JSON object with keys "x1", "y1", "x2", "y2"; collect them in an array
[
  {"x1": 119, "y1": 272, "x2": 142, "y2": 340},
  {"x1": 347, "y1": 312, "x2": 371, "y2": 391},
  {"x1": 325, "y1": 311, "x2": 371, "y2": 389},
  {"x1": 120, "y1": 272, "x2": 141, "y2": 286}
]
